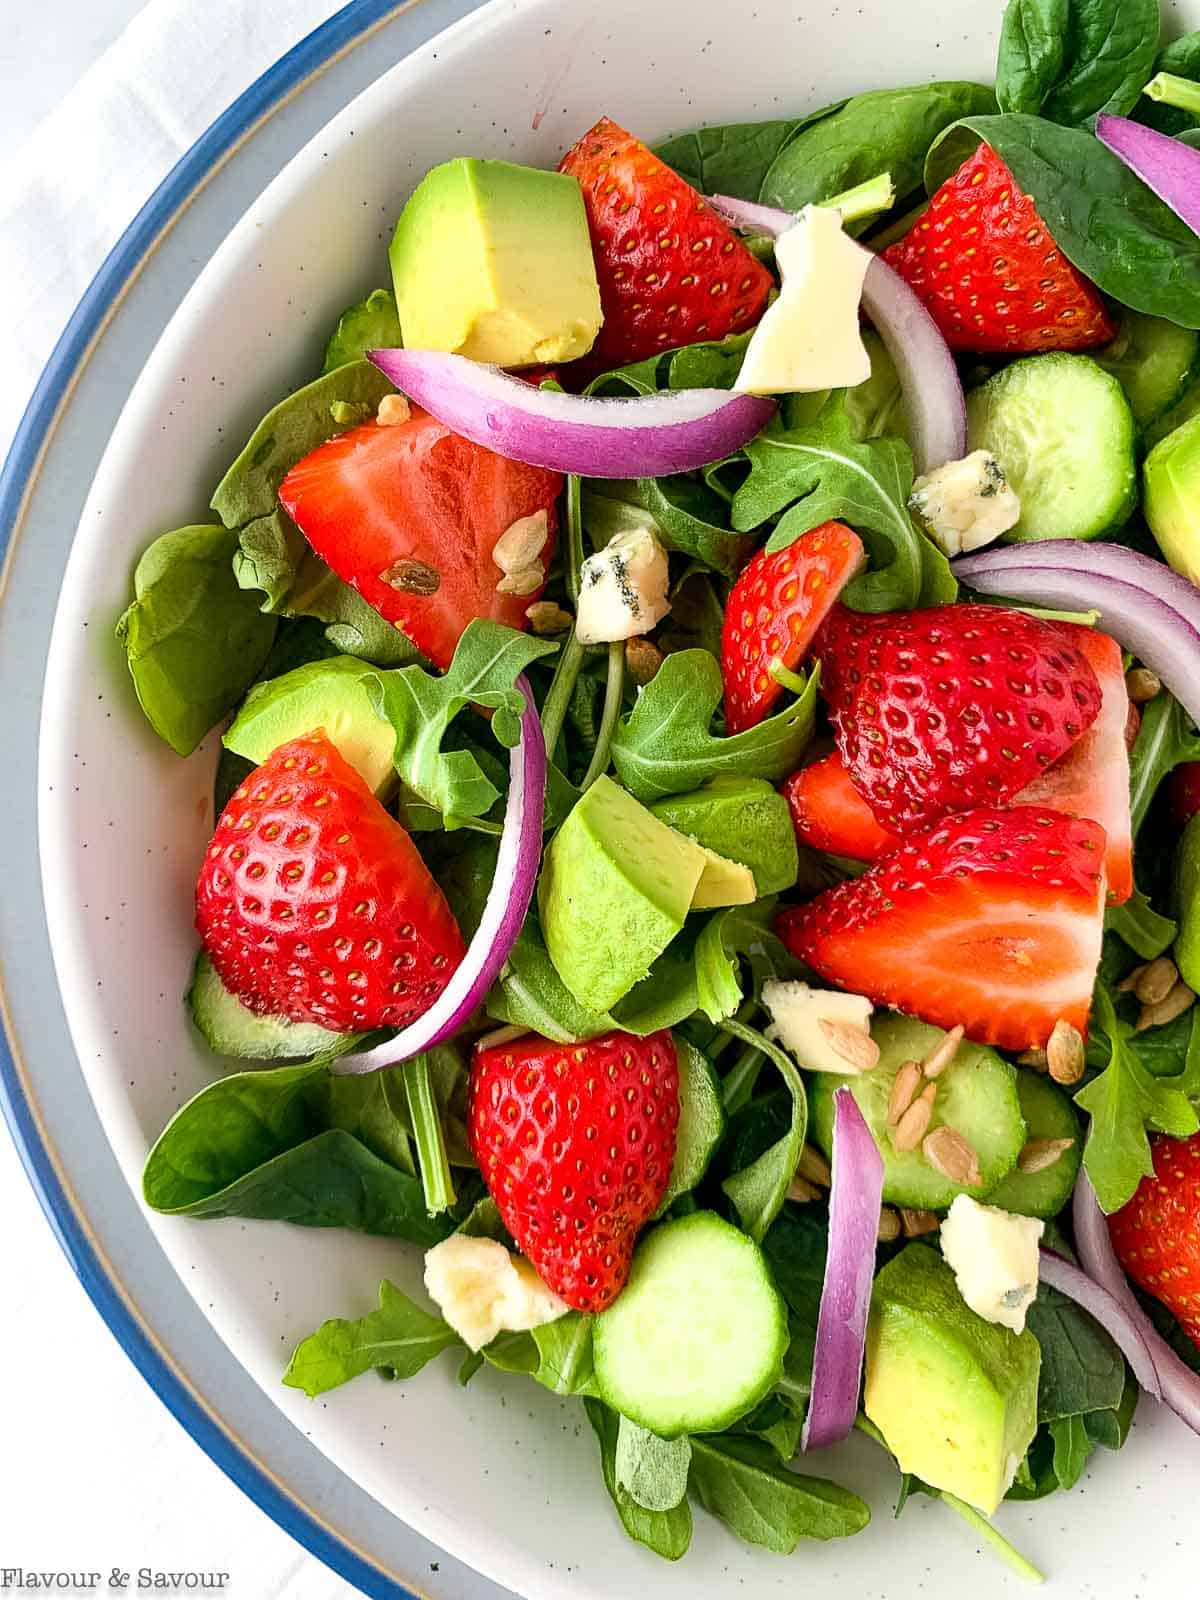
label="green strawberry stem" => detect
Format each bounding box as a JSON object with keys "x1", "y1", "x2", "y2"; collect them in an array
[
  {"x1": 403, "y1": 1054, "x2": 456, "y2": 1214},
  {"x1": 1144, "y1": 71, "x2": 1200, "y2": 115},
  {"x1": 937, "y1": 1495, "x2": 1044, "y2": 1585},
  {"x1": 768, "y1": 658, "x2": 812, "y2": 698},
  {"x1": 580, "y1": 642, "x2": 625, "y2": 791},
  {"x1": 819, "y1": 170, "x2": 896, "y2": 225}
]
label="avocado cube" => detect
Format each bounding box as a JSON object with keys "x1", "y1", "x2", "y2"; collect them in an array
[
  {"x1": 864, "y1": 1244, "x2": 1040, "y2": 1515},
  {"x1": 690, "y1": 846, "x2": 756, "y2": 910},
  {"x1": 650, "y1": 776, "x2": 799, "y2": 895},
  {"x1": 539, "y1": 776, "x2": 706, "y2": 1013},
  {"x1": 224, "y1": 657, "x2": 395, "y2": 794},
  {"x1": 389, "y1": 158, "x2": 602, "y2": 368}
]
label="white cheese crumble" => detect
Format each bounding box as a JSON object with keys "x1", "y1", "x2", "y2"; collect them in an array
[
  {"x1": 761, "y1": 978, "x2": 877, "y2": 1074},
  {"x1": 940, "y1": 1194, "x2": 1044, "y2": 1334},
  {"x1": 909, "y1": 449, "x2": 1021, "y2": 558},
  {"x1": 424, "y1": 1234, "x2": 567, "y2": 1352},
  {"x1": 575, "y1": 525, "x2": 670, "y2": 645}
]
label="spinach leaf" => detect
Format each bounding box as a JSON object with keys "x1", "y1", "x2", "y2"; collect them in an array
[
  {"x1": 1104, "y1": 889, "x2": 1177, "y2": 961},
  {"x1": 720, "y1": 1019, "x2": 808, "y2": 1242},
  {"x1": 584, "y1": 477, "x2": 753, "y2": 578},
  {"x1": 584, "y1": 1400, "x2": 693, "y2": 1560},
  {"x1": 233, "y1": 507, "x2": 421, "y2": 667},
  {"x1": 116, "y1": 524, "x2": 277, "y2": 755},
  {"x1": 366, "y1": 621, "x2": 557, "y2": 826},
  {"x1": 483, "y1": 1313, "x2": 597, "y2": 1396},
  {"x1": 611, "y1": 649, "x2": 819, "y2": 803},
  {"x1": 616, "y1": 1417, "x2": 692, "y2": 1511},
  {"x1": 211, "y1": 360, "x2": 394, "y2": 527},
  {"x1": 1077, "y1": 982, "x2": 1200, "y2": 1211},
  {"x1": 1025, "y1": 1281, "x2": 1126, "y2": 1421},
  {"x1": 655, "y1": 108, "x2": 844, "y2": 199},
  {"x1": 1129, "y1": 690, "x2": 1200, "y2": 835},
  {"x1": 322, "y1": 1065, "x2": 416, "y2": 1174},
  {"x1": 688, "y1": 1436, "x2": 869, "y2": 1552},
  {"x1": 761, "y1": 83, "x2": 996, "y2": 219},
  {"x1": 731, "y1": 393, "x2": 956, "y2": 612},
  {"x1": 283, "y1": 1279, "x2": 458, "y2": 1396},
  {"x1": 762, "y1": 1209, "x2": 827, "y2": 1372},
  {"x1": 1138, "y1": 33, "x2": 1200, "y2": 135},
  {"x1": 1048, "y1": 1413, "x2": 1092, "y2": 1489},
  {"x1": 925, "y1": 116, "x2": 1200, "y2": 328},
  {"x1": 1083, "y1": 1369, "x2": 1140, "y2": 1449},
  {"x1": 996, "y1": 0, "x2": 1070, "y2": 114},
  {"x1": 998, "y1": 0, "x2": 1159, "y2": 123},
  {"x1": 322, "y1": 289, "x2": 402, "y2": 373}
]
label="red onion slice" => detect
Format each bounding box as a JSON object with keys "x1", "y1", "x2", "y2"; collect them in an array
[
  {"x1": 367, "y1": 349, "x2": 774, "y2": 478},
  {"x1": 333, "y1": 675, "x2": 546, "y2": 1075},
  {"x1": 1096, "y1": 114, "x2": 1200, "y2": 240},
  {"x1": 1074, "y1": 1173, "x2": 1200, "y2": 1435},
  {"x1": 707, "y1": 194, "x2": 793, "y2": 237},
  {"x1": 802, "y1": 1086, "x2": 884, "y2": 1451},
  {"x1": 1038, "y1": 1246, "x2": 1163, "y2": 1402},
  {"x1": 954, "y1": 542, "x2": 1200, "y2": 728}
]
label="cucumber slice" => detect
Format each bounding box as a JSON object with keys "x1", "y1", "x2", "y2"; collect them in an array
[
  {"x1": 966, "y1": 354, "x2": 1136, "y2": 542},
  {"x1": 809, "y1": 1016, "x2": 1026, "y2": 1210},
  {"x1": 187, "y1": 952, "x2": 346, "y2": 1062},
  {"x1": 1095, "y1": 311, "x2": 1199, "y2": 430},
  {"x1": 593, "y1": 1212, "x2": 787, "y2": 1437},
  {"x1": 983, "y1": 1071, "x2": 1081, "y2": 1220},
  {"x1": 657, "y1": 1040, "x2": 725, "y2": 1214}
]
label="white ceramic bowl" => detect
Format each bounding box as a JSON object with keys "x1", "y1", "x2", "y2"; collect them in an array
[{"x1": 37, "y1": 0, "x2": 1199, "y2": 1594}]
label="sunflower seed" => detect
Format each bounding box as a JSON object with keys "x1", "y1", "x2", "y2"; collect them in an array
[
  {"x1": 899, "y1": 1207, "x2": 940, "y2": 1238},
  {"x1": 1047, "y1": 1019, "x2": 1086, "y2": 1086},
  {"x1": 526, "y1": 600, "x2": 573, "y2": 636},
  {"x1": 1124, "y1": 666, "x2": 1162, "y2": 704},
  {"x1": 493, "y1": 509, "x2": 549, "y2": 574},
  {"x1": 797, "y1": 1143, "x2": 832, "y2": 1187},
  {"x1": 1017, "y1": 1136, "x2": 1075, "y2": 1175},
  {"x1": 787, "y1": 1174, "x2": 822, "y2": 1205},
  {"x1": 1134, "y1": 956, "x2": 1180, "y2": 1007},
  {"x1": 1116, "y1": 963, "x2": 1148, "y2": 995},
  {"x1": 877, "y1": 1207, "x2": 902, "y2": 1243},
  {"x1": 892, "y1": 1083, "x2": 937, "y2": 1153},
  {"x1": 1016, "y1": 1047, "x2": 1050, "y2": 1072},
  {"x1": 922, "y1": 1024, "x2": 965, "y2": 1080},
  {"x1": 625, "y1": 637, "x2": 665, "y2": 685},
  {"x1": 496, "y1": 561, "x2": 546, "y2": 597},
  {"x1": 379, "y1": 557, "x2": 440, "y2": 596},
  {"x1": 887, "y1": 1061, "x2": 923, "y2": 1128},
  {"x1": 376, "y1": 393, "x2": 412, "y2": 426},
  {"x1": 923, "y1": 1125, "x2": 983, "y2": 1186},
  {"x1": 1136, "y1": 979, "x2": 1197, "y2": 1033},
  {"x1": 818, "y1": 1018, "x2": 881, "y2": 1073}
]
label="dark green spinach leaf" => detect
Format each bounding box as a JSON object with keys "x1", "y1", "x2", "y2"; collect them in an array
[
  {"x1": 584, "y1": 1399, "x2": 693, "y2": 1560},
  {"x1": 720, "y1": 1019, "x2": 807, "y2": 1241},
  {"x1": 322, "y1": 289, "x2": 402, "y2": 373},
  {"x1": 688, "y1": 1436, "x2": 869, "y2": 1552},
  {"x1": 997, "y1": 0, "x2": 1159, "y2": 123},
  {"x1": 1048, "y1": 1413, "x2": 1092, "y2": 1488},
  {"x1": 655, "y1": 108, "x2": 844, "y2": 199},
  {"x1": 1026, "y1": 1281, "x2": 1126, "y2": 1421},
  {"x1": 584, "y1": 477, "x2": 753, "y2": 578},
  {"x1": 1138, "y1": 33, "x2": 1200, "y2": 134},
  {"x1": 283, "y1": 1279, "x2": 458, "y2": 1396}
]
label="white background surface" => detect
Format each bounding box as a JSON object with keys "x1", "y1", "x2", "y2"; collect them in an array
[{"x1": 0, "y1": 3, "x2": 360, "y2": 1593}]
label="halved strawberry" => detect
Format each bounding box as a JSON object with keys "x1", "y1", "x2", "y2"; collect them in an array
[
  {"x1": 279, "y1": 408, "x2": 562, "y2": 670},
  {"x1": 721, "y1": 523, "x2": 865, "y2": 734},
  {"x1": 776, "y1": 806, "x2": 1107, "y2": 1050},
  {"x1": 781, "y1": 752, "x2": 897, "y2": 862},
  {"x1": 559, "y1": 116, "x2": 775, "y2": 373},
  {"x1": 814, "y1": 602, "x2": 1103, "y2": 831},
  {"x1": 882, "y1": 141, "x2": 1115, "y2": 354},
  {"x1": 1017, "y1": 627, "x2": 1132, "y2": 904},
  {"x1": 1109, "y1": 1131, "x2": 1200, "y2": 1352}
]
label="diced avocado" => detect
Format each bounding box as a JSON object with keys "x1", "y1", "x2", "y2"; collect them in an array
[
  {"x1": 223, "y1": 656, "x2": 395, "y2": 793},
  {"x1": 650, "y1": 776, "x2": 799, "y2": 895},
  {"x1": 1145, "y1": 413, "x2": 1200, "y2": 587},
  {"x1": 389, "y1": 158, "x2": 602, "y2": 368},
  {"x1": 691, "y1": 846, "x2": 756, "y2": 910},
  {"x1": 539, "y1": 776, "x2": 706, "y2": 1013},
  {"x1": 864, "y1": 1244, "x2": 1040, "y2": 1514}
]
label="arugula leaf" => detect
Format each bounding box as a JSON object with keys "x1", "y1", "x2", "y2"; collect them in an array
[
  {"x1": 1048, "y1": 1413, "x2": 1092, "y2": 1489},
  {"x1": 233, "y1": 507, "x2": 420, "y2": 667},
  {"x1": 366, "y1": 621, "x2": 557, "y2": 826},
  {"x1": 925, "y1": 116, "x2": 1200, "y2": 329},
  {"x1": 688, "y1": 1436, "x2": 869, "y2": 1552},
  {"x1": 483, "y1": 1313, "x2": 598, "y2": 1397},
  {"x1": 762, "y1": 1211, "x2": 827, "y2": 1376},
  {"x1": 584, "y1": 1400, "x2": 693, "y2": 1560},
  {"x1": 584, "y1": 477, "x2": 753, "y2": 578},
  {"x1": 615, "y1": 1417, "x2": 692, "y2": 1511},
  {"x1": 585, "y1": 330, "x2": 757, "y2": 400},
  {"x1": 1129, "y1": 690, "x2": 1200, "y2": 835},
  {"x1": 760, "y1": 83, "x2": 996, "y2": 220},
  {"x1": 720, "y1": 1019, "x2": 808, "y2": 1241},
  {"x1": 997, "y1": 0, "x2": 1159, "y2": 123},
  {"x1": 731, "y1": 393, "x2": 957, "y2": 612},
  {"x1": 694, "y1": 900, "x2": 793, "y2": 1024},
  {"x1": 1025, "y1": 1281, "x2": 1126, "y2": 1421},
  {"x1": 1077, "y1": 983, "x2": 1200, "y2": 1211},
  {"x1": 737, "y1": 1396, "x2": 804, "y2": 1464},
  {"x1": 655, "y1": 108, "x2": 844, "y2": 199},
  {"x1": 283, "y1": 1279, "x2": 457, "y2": 1397},
  {"x1": 116, "y1": 524, "x2": 277, "y2": 755},
  {"x1": 321, "y1": 289, "x2": 402, "y2": 374},
  {"x1": 611, "y1": 649, "x2": 819, "y2": 803},
  {"x1": 1104, "y1": 889, "x2": 1178, "y2": 961}
]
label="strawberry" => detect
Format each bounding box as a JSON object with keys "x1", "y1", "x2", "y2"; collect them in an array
[
  {"x1": 279, "y1": 408, "x2": 561, "y2": 671},
  {"x1": 1170, "y1": 763, "x2": 1200, "y2": 828},
  {"x1": 467, "y1": 1029, "x2": 679, "y2": 1312},
  {"x1": 721, "y1": 522, "x2": 865, "y2": 734},
  {"x1": 558, "y1": 116, "x2": 774, "y2": 373},
  {"x1": 782, "y1": 752, "x2": 897, "y2": 862},
  {"x1": 1016, "y1": 626, "x2": 1132, "y2": 904},
  {"x1": 1109, "y1": 1131, "x2": 1200, "y2": 1352},
  {"x1": 776, "y1": 806, "x2": 1107, "y2": 1050},
  {"x1": 881, "y1": 142, "x2": 1115, "y2": 354},
  {"x1": 196, "y1": 733, "x2": 465, "y2": 1031},
  {"x1": 814, "y1": 602, "x2": 1103, "y2": 831}
]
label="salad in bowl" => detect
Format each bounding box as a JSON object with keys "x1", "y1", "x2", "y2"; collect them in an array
[{"x1": 117, "y1": 0, "x2": 1200, "y2": 1577}]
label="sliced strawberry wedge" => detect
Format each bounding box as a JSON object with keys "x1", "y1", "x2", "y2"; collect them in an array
[
  {"x1": 777, "y1": 806, "x2": 1107, "y2": 1051},
  {"x1": 1017, "y1": 627, "x2": 1132, "y2": 904},
  {"x1": 782, "y1": 752, "x2": 897, "y2": 862}
]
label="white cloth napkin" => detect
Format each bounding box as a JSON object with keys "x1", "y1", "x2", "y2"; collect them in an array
[{"x1": 0, "y1": 2, "x2": 365, "y2": 1593}]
